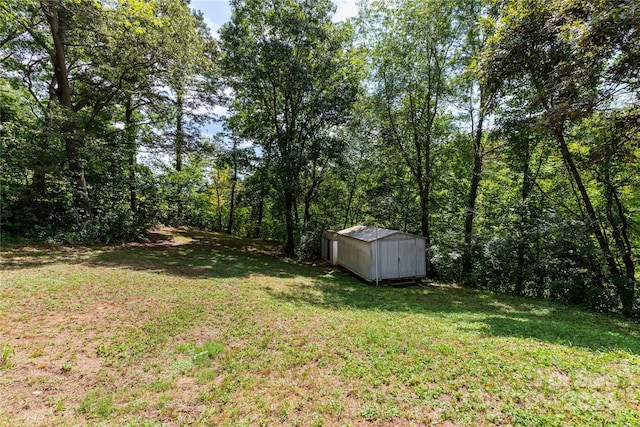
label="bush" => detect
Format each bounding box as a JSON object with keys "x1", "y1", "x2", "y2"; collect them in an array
[{"x1": 298, "y1": 230, "x2": 322, "y2": 258}]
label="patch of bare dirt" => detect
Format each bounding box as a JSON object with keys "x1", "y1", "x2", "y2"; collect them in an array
[{"x1": 0, "y1": 297, "x2": 153, "y2": 425}]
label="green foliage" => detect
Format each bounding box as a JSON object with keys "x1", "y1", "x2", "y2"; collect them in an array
[
  {"x1": 177, "y1": 339, "x2": 225, "y2": 362},
  {"x1": 1, "y1": 0, "x2": 637, "y2": 314},
  {"x1": 220, "y1": 0, "x2": 358, "y2": 254},
  {"x1": 479, "y1": 0, "x2": 639, "y2": 314},
  {"x1": 79, "y1": 389, "x2": 115, "y2": 419},
  {"x1": 191, "y1": 340, "x2": 225, "y2": 364}
]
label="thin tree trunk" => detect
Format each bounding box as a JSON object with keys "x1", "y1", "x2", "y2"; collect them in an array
[
  {"x1": 125, "y1": 97, "x2": 137, "y2": 213},
  {"x1": 30, "y1": 169, "x2": 46, "y2": 199},
  {"x1": 303, "y1": 194, "x2": 311, "y2": 232},
  {"x1": 254, "y1": 190, "x2": 264, "y2": 238},
  {"x1": 514, "y1": 146, "x2": 533, "y2": 296},
  {"x1": 43, "y1": 1, "x2": 92, "y2": 219},
  {"x1": 554, "y1": 128, "x2": 625, "y2": 309},
  {"x1": 227, "y1": 152, "x2": 237, "y2": 234},
  {"x1": 213, "y1": 170, "x2": 223, "y2": 231},
  {"x1": 463, "y1": 106, "x2": 485, "y2": 280},
  {"x1": 253, "y1": 154, "x2": 270, "y2": 238},
  {"x1": 343, "y1": 172, "x2": 359, "y2": 230},
  {"x1": 175, "y1": 90, "x2": 184, "y2": 222},
  {"x1": 293, "y1": 190, "x2": 300, "y2": 231},
  {"x1": 603, "y1": 170, "x2": 636, "y2": 316},
  {"x1": 175, "y1": 92, "x2": 184, "y2": 172},
  {"x1": 284, "y1": 188, "x2": 295, "y2": 256},
  {"x1": 303, "y1": 161, "x2": 322, "y2": 232},
  {"x1": 422, "y1": 137, "x2": 433, "y2": 275}
]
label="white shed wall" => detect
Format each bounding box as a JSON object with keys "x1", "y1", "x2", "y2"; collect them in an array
[
  {"x1": 321, "y1": 231, "x2": 339, "y2": 265},
  {"x1": 336, "y1": 232, "x2": 426, "y2": 283},
  {"x1": 337, "y1": 236, "x2": 373, "y2": 281}
]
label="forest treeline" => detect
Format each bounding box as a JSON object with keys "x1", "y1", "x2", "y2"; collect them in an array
[{"x1": 1, "y1": 0, "x2": 638, "y2": 315}]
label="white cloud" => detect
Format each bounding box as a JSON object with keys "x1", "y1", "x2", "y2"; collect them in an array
[
  {"x1": 203, "y1": 17, "x2": 221, "y2": 40},
  {"x1": 333, "y1": 0, "x2": 359, "y2": 22}
]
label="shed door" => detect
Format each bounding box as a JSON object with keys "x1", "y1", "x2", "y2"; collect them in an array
[
  {"x1": 377, "y1": 240, "x2": 398, "y2": 280},
  {"x1": 398, "y1": 240, "x2": 417, "y2": 277}
]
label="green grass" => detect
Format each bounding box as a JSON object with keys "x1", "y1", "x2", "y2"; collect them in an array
[{"x1": 1, "y1": 227, "x2": 639, "y2": 426}]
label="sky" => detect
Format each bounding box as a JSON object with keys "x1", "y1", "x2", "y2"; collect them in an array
[{"x1": 190, "y1": 0, "x2": 360, "y2": 39}]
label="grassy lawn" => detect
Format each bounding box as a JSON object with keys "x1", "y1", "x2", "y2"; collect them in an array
[{"x1": 1, "y1": 227, "x2": 639, "y2": 426}]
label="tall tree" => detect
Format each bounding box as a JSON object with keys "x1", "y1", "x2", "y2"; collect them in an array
[
  {"x1": 1, "y1": 0, "x2": 192, "y2": 221},
  {"x1": 220, "y1": 0, "x2": 358, "y2": 255},
  {"x1": 459, "y1": 1, "x2": 496, "y2": 280},
  {"x1": 482, "y1": 0, "x2": 639, "y2": 315},
  {"x1": 360, "y1": 0, "x2": 465, "y2": 270}
]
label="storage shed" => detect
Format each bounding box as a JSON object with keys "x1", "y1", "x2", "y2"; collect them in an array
[
  {"x1": 335, "y1": 225, "x2": 426, "y2": 284},
  {"x1": 321, "y1": 230, "x2": 338, "y2": 265}
]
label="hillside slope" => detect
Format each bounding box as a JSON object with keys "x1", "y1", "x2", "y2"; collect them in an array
[{"x1": 1, "y1": 227, "x2": 639, "y2": 426}]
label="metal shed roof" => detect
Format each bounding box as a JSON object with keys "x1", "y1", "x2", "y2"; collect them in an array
[{"x1": 337, "y1": 225, "x2": 404, "y2": 242}]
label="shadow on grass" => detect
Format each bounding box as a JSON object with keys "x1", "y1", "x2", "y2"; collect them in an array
[
  {"x1": 267, "y1": 273, "x2": 640, "y2": 355},
  {"x1": 87, "y1": 228, "x2": 318, "y2": 280},
  {"x1": 3, "y1": 227, "x2": 639, "y2": 355},
  {"x1": 0, "y1": 227, "x2": 315, "y2": 280}
]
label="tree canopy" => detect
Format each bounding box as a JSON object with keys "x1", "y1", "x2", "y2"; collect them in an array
[{"x1": 1, "y1": 0, "x2": 638, "y2": 316}]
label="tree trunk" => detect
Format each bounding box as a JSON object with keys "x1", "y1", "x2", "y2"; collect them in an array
[
  {"x1": 175, "y1": 92, "x2": 184, "y2": 172},
  {"x1": 462, "y1": 107, "x2": 485, "y2": 280},
  {"x1": 293, "y1": 191, "x2": 300, "y2": 230},
  {"x1": 423, "y1": 134, "x2": 432, "y2": 245},
  {"x1": 64, "y1": 133, "x2": 92, "y2": 219},
  {"x1": 554, "y1": 128, "x2": 624, "y2": 306},
  {"x1": 343, "y1": 172, "x2": 358, "y2": 229},
  {"x1": 422, "y1": 137, "x2": 433, "y2": 275},
  {"x1": 303, "y1": 193, "x2": 311, "y2": 232},
  {"x1": 419, "y1": 190, "x2": 430, "y2": 244},
  {"x1": 43, "y1": 1, "x2": 92, "y2": 219},
  {"x1": 213, "y1": 171, "x2": 223, "y2": 231},
  {"x1": 603, "y1": 171, "x2": 636, "y2": 316},
  {"x1": 30, "y1": 169, "x2": 46, "y2": 199},
  {"x1": 419, "y1": 186, "x2": 434, "y2": 276},
  {"x1": 514, "y1": 148, "x2": 533, "y2": 296},
  {"x1": 227, "y1": 154, "x2": 237, "y2": 234},
  {"x1": 283, "y1": 188, "x2": 296, "y2": 256},
  {"x1": 254, "y1": 191, "x2": 264, "y2": 238},
  {"x1": 175, "y1": 90, "x2": 184, "y2": 222},
  {"x1": 125, "y1": 97, "x2": 137, "y2": 213},
  {"x1": 253, "y1": 155, "x2": 270, "y2": 238}
]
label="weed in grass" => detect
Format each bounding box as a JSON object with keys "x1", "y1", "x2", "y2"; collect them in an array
[
  {"x1": 198, "y1": 388, "x2": 231, "y2": 405},
  {"x1": 177, "y1": 340, "x2": 225, "y2": 365},
  {"x1": 175, "y1": 343, "x2": 191, "y2": 354},
  {"x1": 310, "y1": 414, "x2": 325, "y2": 427},
  {"x1": 96, "y1": 343, "x2": 108, "y2": 358},
  {"x1": 79, "y1": 389, "x2": 114, "y2": 419},
  {"x1": 29, "y1": 346, "x2": 45, "y2": 358},
  {"x1": 168, "y1": 358, "x2": 193, "y2": 375},
  {"x1": 381, "y1": 404, "x2": 399, "y2": 421},
  {"x1": 49, "y1": 397, "x2": 65, "y2": 413},
  {"x1": 156, "y1": 393, "x2": 170, "y2": 410},
  {"x1": 361, "y1": 404, "x2": 378, "y2": 420},
  {"x1": 327, "y1": 399, "x2": 343, "y2": 416},
  {"x1": 192, "y1": 340, "x2": 224, "y2": 364},
  {"x1": 0, "y1": 344, "x2": 14, "y2": 370},
  {"x1": 122, "y1": 419, "x2": 164, "y2": 427},
  {"x1": 120, "y1": 398, "x2": 149, "y2": 415},
  {"x1": 279, "y1": 407, "x2": 288, "y2": 421},
  {"x1": 149, "y1": 380, "x2": 170, "y2": 393},
  {"x1": 195, "y1": 368, "x2": 217, "y2": 384}
]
